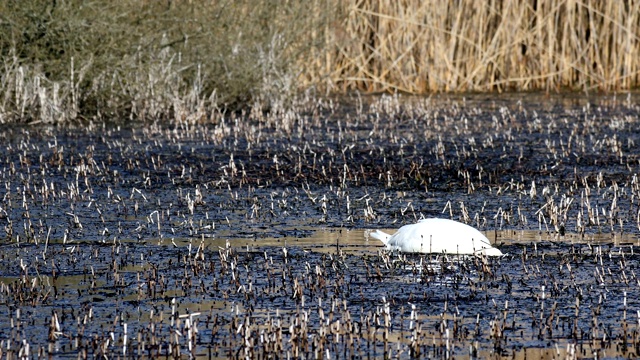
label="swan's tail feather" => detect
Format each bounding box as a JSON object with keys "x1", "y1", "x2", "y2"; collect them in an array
[{"x1": 369, "y1": 230, "x2": 391, "y2": 246}]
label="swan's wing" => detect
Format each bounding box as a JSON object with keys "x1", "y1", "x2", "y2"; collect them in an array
[{"x1": 387, "y1": 219, "x2": 501, "y2": 255}]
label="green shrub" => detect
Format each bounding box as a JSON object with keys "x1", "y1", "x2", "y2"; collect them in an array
[{"x1": 0, "y1": 0, "x2": 328, "y2": 123}]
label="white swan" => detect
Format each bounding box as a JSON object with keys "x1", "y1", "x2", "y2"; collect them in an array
[{"x1": 370, "y1": 218, "x2": 502, "y2": 256}]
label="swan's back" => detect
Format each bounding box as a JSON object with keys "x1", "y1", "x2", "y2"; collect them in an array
[{"x1": 384, "y1": 218, "x2": 501, "y2": 255}]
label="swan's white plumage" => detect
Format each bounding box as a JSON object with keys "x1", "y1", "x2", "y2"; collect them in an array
[{"x1": 370, "y1": 218, "x2": 502, "y2": 256}]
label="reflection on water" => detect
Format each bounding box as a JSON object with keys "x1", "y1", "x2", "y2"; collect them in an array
[
  {"x1": 210, "y1": 227, "x2": 640, "y2": 252},
  {"x1": 492, "y1": 228, "x2": 640, "y2": 246}
]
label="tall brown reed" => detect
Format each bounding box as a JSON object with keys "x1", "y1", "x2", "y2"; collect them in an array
[{"x1": 314, "y1": 0, "x2": 640, "y2": 93}]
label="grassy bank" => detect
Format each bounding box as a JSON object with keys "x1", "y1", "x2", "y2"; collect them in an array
[{"x1": 1, "y1": 0, "x2": 639, "y2": 123}]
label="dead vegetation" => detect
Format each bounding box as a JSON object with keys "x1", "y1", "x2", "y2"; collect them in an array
[
  {"x1": 2, "y1": 1, "x2": 640, "y2": 124},
  {"x1": 0, "y1": 90, "x2": 640, "y2": 357},
  {"x1": 322, "y1": 0, "x2": 640, "y2": 93}
]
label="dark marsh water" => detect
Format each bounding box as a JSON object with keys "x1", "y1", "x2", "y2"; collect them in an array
[{"x1": 2, "y1": 93, "x2": 640, "y2": 358}]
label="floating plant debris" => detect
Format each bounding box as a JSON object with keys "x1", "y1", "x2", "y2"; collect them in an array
[{"x1": 1, "y1": 93, "x2": 640, "y2": 358}]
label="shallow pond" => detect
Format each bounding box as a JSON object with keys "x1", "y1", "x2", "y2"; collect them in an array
[{"x1": 1, "y1": 93, "x2": 640, "y2": 358}]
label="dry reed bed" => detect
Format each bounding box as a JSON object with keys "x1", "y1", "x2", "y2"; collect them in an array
[
  {"x1": 323, "y1": 0, "x2": 640, "y2": 93},
  {"x1": 0, "y1": 94, "x2": 640, "y2": 358},
  {"x1": 3, "y1": 1, "x2": 640, "y2": 124}
]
